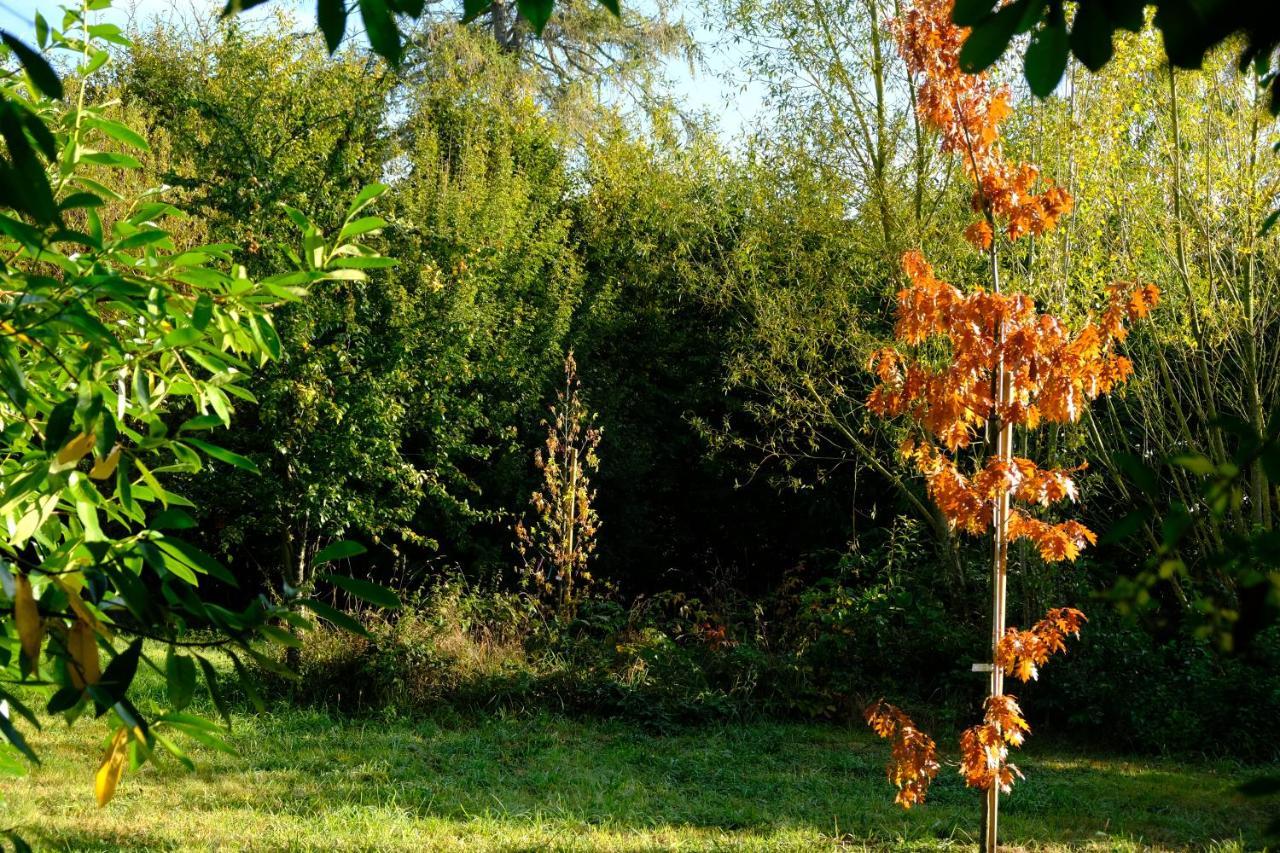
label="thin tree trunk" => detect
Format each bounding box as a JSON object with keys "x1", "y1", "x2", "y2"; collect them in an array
[
  {"x1": 1241, "y1": 78, "x2": 1271, "y2": 529},
  {"x1": 982, "y1": 232, "x2": 1010, "y2": 853}
]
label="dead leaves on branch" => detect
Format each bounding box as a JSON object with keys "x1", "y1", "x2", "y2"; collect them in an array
[
  {"x1": 996, "y1": 607, "x2": 1087, "y2": 682},
  {"x1": 866, "y1": 694, "x2": 1033, "y2": 805},
  {"x1": 867, "y1": 608, "x2": 1084, "y2": 806},
  {"x1": 864, "y1": 0, "x2": 1152, "y2": 813},
  {"x1": 896, "y1": 439, "x2": 1099, "y2": 562},
  {"x1": 865, "y1": 700, "x2": 940, "y2": 808},
  {"x1": 867, "y1": 253, "x2": 1159, "y2": 452},
  {"x1": 894, "y1": 0, "x2": 1072, "y2": 246},
  {"x1": 960, "y1": 694, "x2": 1029, "y2": 793},
  {"x1": 866, "y1": 243, "x2": 1157, "y2": 565}
]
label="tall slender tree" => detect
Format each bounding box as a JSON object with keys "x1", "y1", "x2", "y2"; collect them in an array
[{"x1": 864, "y1": 1, "x2": 1159, "y2": 848}]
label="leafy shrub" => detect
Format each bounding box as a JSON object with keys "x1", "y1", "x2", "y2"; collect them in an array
[{"x1": 268, "y1": 556, "x2": 1280, "y2": 757}]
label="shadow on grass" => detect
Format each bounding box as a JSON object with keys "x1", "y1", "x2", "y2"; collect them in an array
[{"x1": 7, "y1": 713, "x2": 1271, "y2": 850}]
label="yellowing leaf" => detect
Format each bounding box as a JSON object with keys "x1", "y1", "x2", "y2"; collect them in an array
[
  {"x1": 56, "y1": 577, "x2": 113, "y2": 640},
  {"x1": 54, "y1": 431, "x2": 96, "y2": 470},
  {"x1": 95, "y1": 726, "x2": 129, "y2": 807},
  {"x1": 89, "y1": 445, "x2": 121, "y2": 480},
  {"x1": 68, "y1": 618, "x2": 101, "y2": 690},
  {"x1": 14, "y1": 574, "x2": 42, "y2": 673}
]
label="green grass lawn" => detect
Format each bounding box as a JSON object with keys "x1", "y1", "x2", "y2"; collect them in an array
[{"x1": 0, "y1": 703, "x2": 1273, "y2": 851}]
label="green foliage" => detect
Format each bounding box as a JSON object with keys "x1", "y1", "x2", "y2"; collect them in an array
[
  {"x1": 1103, "y1": 408, "x2": 1280, "y2": 654},
  {"x1": 119, "y1": 17, "x2": 414, "y2": 577},
  {"x1": 0, "y1": 0, "x2": 393, "y2": 806},
  {"x1": 959, "y1": 1, "x2": 1280, "y2": 112},
  {"x1": 222, "y1": 0, "x2": 629, "y2": 69},
  {"x1": 264, "y1": 511, "x2": 1280, "y2": 758}
]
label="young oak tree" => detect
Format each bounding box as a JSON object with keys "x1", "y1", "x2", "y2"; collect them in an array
[{"x1": 862, "y1": 0, "x2": 1159, "y2": 847}]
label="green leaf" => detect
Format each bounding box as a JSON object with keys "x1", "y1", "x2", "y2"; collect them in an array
[
  {"x1": 195, "y1": 656, "x2": 231, "y2": 726},
  {"x1": 156, "y1": 712, "x2": 233, "y2": 752},
  {"x1": 81, "y1": 151, "x2": 142, "y2": 169},
  {"x1": 151, "y1": 508, "x2": 196, "y2": 530},
  {"x1": 0, "y1": 748, "x2": 27, "y2": 779},
  {"x1": 35, "y1": 13, "x2": 48, "y2": 49},
  {"x1": 1260, "y1": 208, "x2": 1280, "y2": 237},
  {"x1": 21, "y1": 108, "x2": 56, "y2": 160},
  {"x1": 182, "y1": 438, "x2": 260, "y2": 474},
  {"x1": 155, "y1": 537, "x2": 238, "y2": 587},
  {"x1": 952, "y1": 0, "x2": 996, "y2": 27},
  {"x1": 1069, "y1": 1, "x2": 1115, "y2": 71},
  {"x1": 958, "y1": 3, "x2": 1022, "y2": 73},
  {"x1": 117, "y1": 454, "x2": 134, "y2": 514},
  {"x1": 166, "y1": 650, "x2": 197, "y2": 711},
  {"x1": 95, "y1": 638, "x2": 144, "y2": 712},
  {"x1": 162, "y1": 327, "x2": 202, "y2": 347},
  {"x1": 338, "y1": 215, "x2": 386, "y2": 241},
  {"x1": 1170, "y1": 452, "x2": 1216, "y2": 476},
  {"x1": 1, "y1": 32, "x2": 63, "y2": 100},
  {"x1": 259, "y1": 624, "x2": 302, "y2": 648},
  {"x1": 1013, "y1": 0, "x2": 1046, "y2": 34},
  {"x1": 86, "y1": 117, "x2": 150, "y2": 152},
  {"x1": 44, "y1": 397, "x2": 77, "y2": 452},
  {"x1": 80, "y1": 49, "x2": 109, "y2": 75},
  {"x1": 60, "y1": 191, "x2": 104, "y2": 210},
  {"x1": 0, "y1": 713, "x2": 38, "y2": 765},
  {"x1": 318, "y1": 0, "x2": 348, "y2": 52},
  {"x1": 151, "y1": 730, "x2": 195, "y2": 771},
  {"x1": 301, "y1": 599, "x2": 370, "y2": 637},
  {"x1": 47, "y1": 686, "x2": 84, "y2": 714},
  {"x1": 0, "y1": 691, "x2": 39, "y2": 731},
  {"x1": 178, "y1": 415, "x2": 226, "y2": 433},
  {"x1": 229, "y1": 653, "x2": 265, "y2": 713},
  {"x1": 192, "y1": 293, "x2": 214, "y2": 331},
  {"x1": 357, "y1": 0, "x2": 401, "y2": 64},
  {"x1": 462, "y1": 0, "x2": 488, "y2": 23},
  {"x1": 346, "y1": 183, "x2": 388, "y2": 218},
  {"x1": 142, "y1": 540, "x2": 198, "y2": 585},
  {"x1": 117, "y1": 229, "x2": 169, "y2": 250},
  {"x1": 1105, "y1": 0, "x2": 1145, "y2": 31},
  {"x1": 330, "y1": 256, "x2": 397, "y2": 269},
  {"x1": 313, "y1": 540, "x2": 368, "y2": 565},
  {"x1": 320, "y1": 572, "x2": 400, "y2": 609},
  {"x1": 86, "y1": 23, "x2": 130, "y2": 45},
  {"x1": 251, "y1": 314, "x2": 282, "y2": 359},
  {"x1": 516, "y1": 0, "x2": 554, "y2": 35},
  {"x1": 1024, "y1": 21, "x2": 1068, "y2": 97}
]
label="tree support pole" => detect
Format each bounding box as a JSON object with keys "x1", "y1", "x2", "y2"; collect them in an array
[{"x1": 983, "y1": 234, "x2": 1011, "y2": 853}]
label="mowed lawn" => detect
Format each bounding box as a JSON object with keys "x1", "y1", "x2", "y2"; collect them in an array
[{"x1": 0, "y1": 704, "x2": 1273, "y2": 852}]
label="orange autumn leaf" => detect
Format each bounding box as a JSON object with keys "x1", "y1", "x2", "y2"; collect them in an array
[
  {"x1": 996, "y1": 607, "x2": 1087, "y2": 682},
  {"x1": 865, "y1": 700, "x2": 941, "y2": 809},
  {"x1": 959, "y1": 694, "x2": 1030, "y2": 792},
  {"x1": 894, "y1": 0, "x2": 1072, "y2": 244},
  {"x1": 868, "y1": 0, "x2": 1156, "y2": 814}
]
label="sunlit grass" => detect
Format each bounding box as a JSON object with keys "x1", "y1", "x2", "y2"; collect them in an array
[{"x1": 1, "y1": 696, "x2": 1272, "y2": 851}]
